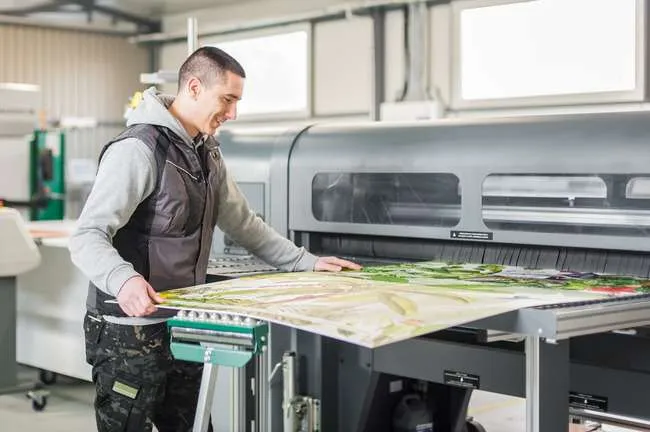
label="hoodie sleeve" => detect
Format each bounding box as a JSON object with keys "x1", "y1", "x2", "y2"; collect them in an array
[
  {"x1": 214, "y1": 161, "x2": 319, "y2": 272},
  {"x1": 68, "y1": 138, "x2": 157, "y2": 297}
]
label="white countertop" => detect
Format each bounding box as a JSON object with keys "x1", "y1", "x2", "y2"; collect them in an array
[{"x1": 25, "y1": 219, "x2": 76, "y2": 248}]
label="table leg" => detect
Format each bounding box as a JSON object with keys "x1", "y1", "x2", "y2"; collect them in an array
[
  {"x1": 0, "y1": 277, "x2": 17, "y2": 390},
  {"x1": 526, "y1": 335, "x2": 570, "y2": 432},
  {"x1": 193, "y1": 361, "x2": 219, "y2": 432}
]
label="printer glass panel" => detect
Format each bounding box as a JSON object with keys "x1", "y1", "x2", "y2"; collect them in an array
[
  {"x1": 312, "y1": 173, "x2": 461, "y2": 227},
  {"x1": 482, "y1": 174, "x2": 650, "y2": 236}
]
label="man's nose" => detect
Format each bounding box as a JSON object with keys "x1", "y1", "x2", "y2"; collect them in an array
[{"x1": 225, "y1": 105, "x2": 237, "y2": 121}]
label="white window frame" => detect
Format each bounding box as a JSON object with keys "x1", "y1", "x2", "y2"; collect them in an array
[
  {"x1": 450, "y1": 0, "x2": 647, "y2": 110},
  {"x1": 202, "y1": 23, "x2": 313, "y2": 121}
]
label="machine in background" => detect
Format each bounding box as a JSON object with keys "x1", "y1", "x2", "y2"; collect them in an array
[
  {"x1": 0, "y1": 83, "x2": 66, "y2": 221},
  {"x1": 0, "y1": 207, "x2": 50, "y2": 411},
  {"x1": 0, "y1": 83, "x2": 82, "y2": 400},
  {"x1": 1, "y1": 130, "x2": 66, "y2": 221},
  {"x1": 199, "y1": 127, "x2": 297, "y2": 432},
  {"x1": 27, "y1": 129, "x2": 65, "y2": 221},
  {"x1": 200, "y1": 110, "x2": 650, "y2": 432}
]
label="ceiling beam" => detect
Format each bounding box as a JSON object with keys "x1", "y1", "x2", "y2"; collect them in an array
[
  {"x1": 66, "y1": 0, "x2": 160, "y2": 33},
  {"x1": 0, "y1": 13, "x2": 139, "y2": 36},
  {"x1": 0, "y1": 1, "x2": 70, "y2": 16},
  {"x1": 0, "y1": 0, "x2": 160, "y2": 34}
]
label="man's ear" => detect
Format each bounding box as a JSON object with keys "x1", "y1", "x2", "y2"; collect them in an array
[{"x1": 187, "y1": 76, "x2": 201, "y2": 100}]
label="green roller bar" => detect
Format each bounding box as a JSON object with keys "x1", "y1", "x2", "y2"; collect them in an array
[
  {"x1": 167, "y1": 313, "x2": 268, "y2": 368},
  {"x1": 170, "y1": 343, "x2": 256, "y2": 368}
]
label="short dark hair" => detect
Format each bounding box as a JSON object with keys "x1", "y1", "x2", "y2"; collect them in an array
[{"x1": 178, "y1": 46, "x2": 246, "y2": 89}]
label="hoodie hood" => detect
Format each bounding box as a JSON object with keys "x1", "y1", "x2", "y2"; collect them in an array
[{"x1": 126, "y1": 86, "x2": 198, "y2": 148}]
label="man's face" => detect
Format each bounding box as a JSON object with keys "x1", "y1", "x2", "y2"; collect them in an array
[{"x1": 193, "y1": 71, "x2": 243, "y2": 135}]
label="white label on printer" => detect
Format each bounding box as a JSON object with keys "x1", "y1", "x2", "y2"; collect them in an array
[{"x1": 389, "y1": 380, "x2": 403, "y2": 393}]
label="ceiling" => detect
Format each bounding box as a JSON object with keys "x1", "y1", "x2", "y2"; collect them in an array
[{"x1": 0, "y1": 0, "x2": 243, "y2": 33}]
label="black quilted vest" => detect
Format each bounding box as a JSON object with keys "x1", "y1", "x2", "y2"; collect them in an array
[{"x1": 86, "y1": 124, "x2": 222, "y2": 318}]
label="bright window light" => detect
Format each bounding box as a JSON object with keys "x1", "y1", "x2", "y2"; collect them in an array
[
  {"x1": 209, "y1": 30, "x2": 309, "y2": 116},
  {"x1": 459, "y1": 0, "x2": 638, "y2": 100}
]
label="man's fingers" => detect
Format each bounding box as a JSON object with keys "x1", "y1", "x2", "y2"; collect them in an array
[
  {"x1": 319, "y1": 262, "x2": 342, "y2": 272},
  {"x1": 118, "y1": 296, "x2": 155, "y2": 317},
  {"x1": 116, "y1": 277, "x2": 159, "y2": 317},
  {"x1": 119, "y1": 301, "x2": 135, "y2": 317},
  {"x1": 315, "y1": 256, "x2": 364, "y2": 272},
  {"x1": 134, "y1": 291, "x2": 150, "y2": 312},
  {"x1": 147, "y1": 285, "x2": 164, "y2": 304},
  {"x1": 137, "y1": 292, "x2": 158, "y2": 316},
  {"x1": 143, "y1": 300, "x2": 157, "y2": 315},
  {"x1": 320, "y1": 257, "x2": 361, "y2": 271},
  {"x1": 126, "y1": 301, "x2": 143, "y2": 317},
  {"x1": 329, "y1": 257, "x2": 362, "y2": 270}
]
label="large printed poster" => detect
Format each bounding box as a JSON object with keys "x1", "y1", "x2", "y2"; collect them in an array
[{"x1": 159, "y1": 261, "x2": 648, "y2": 348}]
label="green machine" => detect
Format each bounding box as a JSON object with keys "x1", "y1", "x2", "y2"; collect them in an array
[
  {"x1": 167, "y1": 310, "x2": 269, "y2": 432},
  {"x1": 29, "y1": 129, "x2": 65, "y2": 221},
  {"x1": 0, "y1": 129, "x2": 65, "y2": 219}
]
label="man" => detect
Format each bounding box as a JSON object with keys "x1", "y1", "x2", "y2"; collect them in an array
[{"x1": 69, "y1": 46, "x2": 360, "y2": 432}]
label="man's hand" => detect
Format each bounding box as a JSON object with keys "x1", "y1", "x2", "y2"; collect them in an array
[
  {"x1": 314, "y1": 256, "x2": 362, "y2": 272},
  {"x1": 116, "y1": 276, "x2": 163, "y2": 317}
]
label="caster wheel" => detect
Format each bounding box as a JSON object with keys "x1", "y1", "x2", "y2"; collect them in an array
[
  {"x1": 32, "y1": 397, "x2": 47, "y2": 412},
  {"x1": 26, "y1": 386, "x2": 50, "y2": 412},
  {"x1": 466, "y1": 418, "x2": 487, "y2": 432},
  {"x1": 38, "y1": 369, "x2": 57, "y2": 385}
]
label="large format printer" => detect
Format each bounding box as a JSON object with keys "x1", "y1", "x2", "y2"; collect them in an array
[{"x1": 206, "y1": 110, "x2": 650, "y2": 432}]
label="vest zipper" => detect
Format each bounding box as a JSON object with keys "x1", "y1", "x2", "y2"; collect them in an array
[
  {"x1": 166, "y1": 160, "x2": 200, "y2": 182},
  {"x1": 192, "y1": 144, "x2": 209, "y2": 286}
]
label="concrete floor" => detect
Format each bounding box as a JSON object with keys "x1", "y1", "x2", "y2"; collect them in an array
[
  {"x1": 0, "y1": 368, "x2": 96, "y2": 432},
  {"x1": 0, "y1": 366, "x2": 633, "y2": 432}
]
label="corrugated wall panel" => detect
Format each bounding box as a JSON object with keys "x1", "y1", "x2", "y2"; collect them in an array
[
  {"x1": 0, "y1": 24, "x2": 149, "y2": 216},
  {"x1": 0, "y1": 25, "x2": 148, "y2": 123}
]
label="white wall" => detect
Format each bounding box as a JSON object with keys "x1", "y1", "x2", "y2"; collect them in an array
[
  {"x1": 313, "y1": 17, "x2": 373, "y2": 116},
  {"x1": 156, "y1": 1, "x2": 467, "y2": 124},
  {"x1": 159, "y1": 0, "x2": 406, "y2": 123},
  {"x1": 156, "y1": 0, "x2": 645, "y2": 124}
]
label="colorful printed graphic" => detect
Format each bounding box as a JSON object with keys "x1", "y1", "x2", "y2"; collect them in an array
[
  {"x1": 352, "y1": 262, "x2": 650, "y2": 295},
  {"x1": 158, "y1": 261, "x2": 645, "y2": 348}
]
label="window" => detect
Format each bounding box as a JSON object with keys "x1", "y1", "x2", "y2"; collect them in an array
[
  {"x1": 312, "y1": 173, "x2": 461, "y2": 227},
  {"x1": 208, "y1": 29, "x2": 310, "y2": 116},
  {"x1": 482, "y1": 174, "x2": 650, "y2": 237},
  {"x1": 452, "y1": 0, "x2": 643, "y2": 108}
]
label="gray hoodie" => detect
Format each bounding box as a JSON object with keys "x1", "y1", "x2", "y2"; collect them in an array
[{"x1": 68, "y1": 87, "x2": 318, "y2": 325}]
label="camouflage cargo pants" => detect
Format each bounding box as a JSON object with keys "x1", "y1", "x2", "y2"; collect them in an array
[{"x1": 83, "y1": 312, "x2": 214, "y2": 432}]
